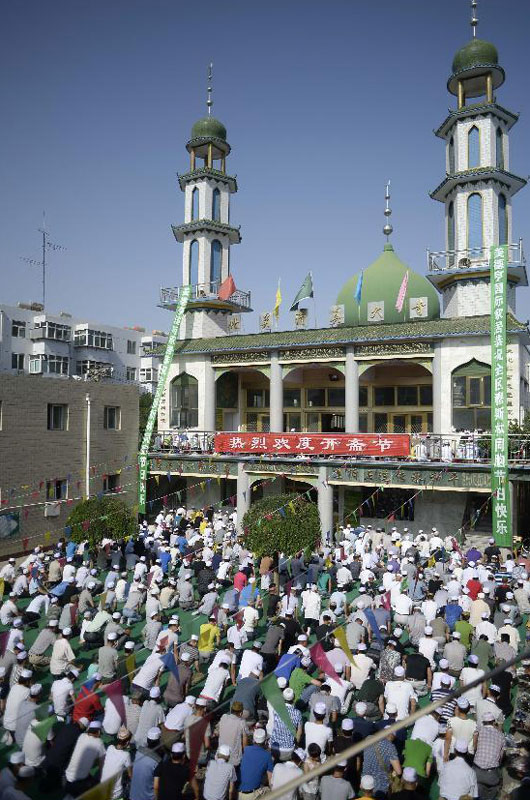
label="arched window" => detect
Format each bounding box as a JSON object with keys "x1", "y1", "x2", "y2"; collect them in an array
[
  {"x1": 496, "y1": 127, "x2": 504, "y2": 169},
  {"x1": 170, "y1": 373, "x2": 198, "y2": 428},
  {"x1": 467, "y1": 193, "x2": 483, "y2": 252},
  {"x1": 498, "y1": 194, "x2": 508, "y2": 245},
  {"x1": 191, "y1": 188, "x2": 199, "y2": 220},
  {"x1": 468, "y1": 125, "x2": 480, "y2": 168},
  {"x1": 449, "y1": 137, "x2": 455, "y2": 173},
  {"x1": 210, "y1": 239, "x2": 222, "y2": 285},
  {"x1": 189, "y1": 240, "x2": 199, "y2": 286},
  {"x1": 448, "y1": 201, "x2": 455, "y2": 253},
  {"x1": 212, "y1": 188, "x2": 221, "y2": 222},
  {"x1": 452, "y1": 359, "x2": 491, "y2": 431}
]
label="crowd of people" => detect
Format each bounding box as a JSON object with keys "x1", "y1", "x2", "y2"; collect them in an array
[{"x1": 0, "y1": 507, "x2": 527, "y2": 800}]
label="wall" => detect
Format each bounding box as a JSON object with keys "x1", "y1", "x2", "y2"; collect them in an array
[{"x1": 0, "y1": 374, "x2": 139, "y2": 556}]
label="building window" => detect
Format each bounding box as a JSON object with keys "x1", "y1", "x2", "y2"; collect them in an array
[
  {"x1": 468, "y1": 125, "x2": 480, "y2": 168},
  {"x1": 11, "y1": 354, "x2": 24, "y2": 370},
  {"x1": 127, "y1": 340, "x2": 136, "y2": 355},
  {"x1": 170, "y1": 373, "x2": 198, "y2": 428},
  {"x1": 46, "y1": 479, "x2": 68, "y2": 501},
  {"x1": 467, "y1": 193, "x2": 483, "y2": 252},
  {"x1": 212, "y1": 188, "x2": 221, "y2": 222},
  {"x1": 419, "y1": 385, "x2": 433, "y2": 405},
  {"x1": 34, "y1": 321, "x2": 70, "y2": 340},
  {"x1": 397, "y1": 386, "x2": 418, "y2": 406},
  {"x1": 498, "y1": 193, "x2": 508, "y2": 245},
  {"x1": 283, "y1": 389, "x2": 301, "y2": 407},
  {"x1": 374, "y1": 387, "x2": 395, "y2": 406},
  {"x1": 126, "y1": 367, "x2": 136, "y2": 381},
  {"x1": 189, "y1": 240, "x2": 199, "y2": 286},
  {"x1": 496, "y1": 127, "x2": 504, "y2": 169},
  {"x1": 359, "y1": 386, "x2": 368, "y2": 406},
  {"x1": 210, "y1": 239, "x2": 222, "y2": 285},
  {"x1": 103, "y1": 474, "x2": 120, "y2": 493},
  {"x1": 247, "y1": 388, "x2": 270, "y2": 408},
  {"x1": 140, "y1": 367, "x2": 158, "y2": 382},
  {"x1": 47, "y1": 404, "x2": 67, "y2": 431},
  {"x1": 74, "y1": 328, "x2": 113, "y2": 350},
  {"x1": 448, "y1": 137, "x2": 455, "y2": 173},
  {"x1": 30, "y1": 355, "x2": 68, "y2": 375},
  {"x1": 11, "y1": 321, "x2": 26, "y2": 338},
  {"x1": 328, "y1": 387, "x2": 346, "y2": 406},
  {"x1": 104, "y1": 406, "x2": 121, "y2": 430},
  {"x1": 76, "y1": 360, "x2": 113, "y2": 378},
  {"x1": 452, "y1": 360, "x2": 491, "y2": 430},
  {"x1": 191, "y1": 187, "x2": 199, "y2": 220},
  {"x1": 448, "y1": 201, "x2": 455, "y2": 252}
]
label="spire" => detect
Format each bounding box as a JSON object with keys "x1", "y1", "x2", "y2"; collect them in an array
[
  {"x1": 470, "y1": 0, "x2": 478, "y2": 38},
  {"x1": 206, "y1": 62, "x2": 213, "y2": 116},
  {"x1": 383, "y1": 181, "x2": 393, "y2": 244}
]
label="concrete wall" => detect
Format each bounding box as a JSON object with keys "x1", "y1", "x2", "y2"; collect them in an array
[{"x1": 0, "y1": 374, "x2": 139, "y2": 556}]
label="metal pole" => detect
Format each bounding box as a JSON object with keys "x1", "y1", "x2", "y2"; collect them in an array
[
  {"x1": 85, "y1": 394, "x2": 91, "y2": 498},
  {"x1": 42, "y1": 226, "x2": 46, "y2": 308}
]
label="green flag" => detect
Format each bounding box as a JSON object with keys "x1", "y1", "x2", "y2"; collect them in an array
[
  {"x1": 261, "y1": 673, "x2": 295, "y2": 734},
  {"x1": 289, "y1": 272, "x2": 314, "y2": 311},
  {"x1": 33, "y1": 715, "x2": 57, "y2": 743},
  {"x1": 78, "y1": 776, "x2": 117, "y2": 800}
]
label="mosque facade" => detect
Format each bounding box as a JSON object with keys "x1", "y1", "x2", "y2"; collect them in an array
[{"x1": 146, "y1": 25, "x2": 530, "y2": 542}]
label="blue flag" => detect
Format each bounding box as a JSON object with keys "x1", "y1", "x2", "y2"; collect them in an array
[
  {"x1": 354, "y1": 271, "x2": 364, "y2": 304},
  {"x1": 161, "y1": 651, "x2": 180, "y2": 683},
  {"x1": 364, "y1": 607, "x2": 383, "y2": 645}
]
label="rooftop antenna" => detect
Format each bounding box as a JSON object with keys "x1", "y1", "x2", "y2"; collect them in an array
[
  {"x1": 470, "y1": 0, "x2": 478, "y2": 38},
  {"x1": 20, "y1": 212, "x2": 66, "y2": 309},
  {"x1": 383, "y1": 181, "x2": 393, "y2": 243},
  {"x1": 207, "y1": 62, "x2": 213, "y2": 116}
]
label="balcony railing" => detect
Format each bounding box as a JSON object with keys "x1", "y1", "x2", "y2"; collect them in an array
[
  {"x1": 427, "y1": 240, "x2": 525, "y2": 273},
  {"x1": 159, "y1": 281, "x2": 252, "y2": 310},
  {"x1": 147, "y1": 430, "x2": 530, "y2": 465}
]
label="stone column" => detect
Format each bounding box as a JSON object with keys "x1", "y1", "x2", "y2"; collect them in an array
[
  {"x1": 203, "y1": 360, "x2": 216, "y2": 432},
  {"x1": 432, "y1": 343, "x2": 442, "y2": 434},
  {"x1": 318, "y1": 466, "x2": 333, "y2": 544},
  {"x1": 345, "y1": 346, "x2": 359, "y2": 433},
  {"x1": 269, "y1": 351, "x2": 283, "y2": 433},
  {"x1": 338, "y1": 486, "x2": 345, "y2": 525},
  {"x1": 236, "y1": 462, "x2": 250, "y2": 534}
]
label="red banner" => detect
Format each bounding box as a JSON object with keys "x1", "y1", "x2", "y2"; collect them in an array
[{"x1": 214, "y1": 432, "x2": 410, "y2": 457}]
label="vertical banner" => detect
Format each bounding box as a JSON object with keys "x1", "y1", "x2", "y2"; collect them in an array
[
  {"x1": 490, "y1": 245, "x2": 511, "y2": 547},
  {"x1": 138, "y1": 285, "x2": 191, "y2": 513}
]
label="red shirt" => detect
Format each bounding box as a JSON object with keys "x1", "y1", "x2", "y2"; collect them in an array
[
  {"x1": 467, "y1": 578, "x2": 482, "y2": 601},
  {"x1": 233, "y1": 572, "x2": 248, "y2": 592},
  {"x1": 73, "y1": 685, "x2": 103, "y2": 722}
]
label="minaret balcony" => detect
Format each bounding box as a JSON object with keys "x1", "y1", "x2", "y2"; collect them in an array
[
  {"x1": 426, "y1": 240, "x2": 527, "y2": 288},
  {"x1": 158, "y1": 281, "x2": 252, "y2": 312},
  {"x1": 171, "y1": 219, "x2": 241, "y2": 244}
]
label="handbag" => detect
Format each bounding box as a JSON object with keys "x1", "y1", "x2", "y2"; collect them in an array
[{"x1": 373, "y1": 743, "x2": 403, "y2": 794}]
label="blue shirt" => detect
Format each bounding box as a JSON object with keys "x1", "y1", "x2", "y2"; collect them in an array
[
  {"x1": 66, "y1": 541, "x2": 77, "y2": 559},
  {"x1": 239, "y1": 584, "x2": 259, "y2": 608},
  {"x1": 159, "y1": 551, "x2": 171, "y2": 574},
  {"x1": 130, "y1": 749, "x2": 161, "y2": 800},
  {"x1": 239, "y1": 745, "x2": 274, "y2": 791},
  {"x1": 274, "y1": 653, "x2": 301, "y2": 682},
  {"x1": 445, "y1": 603, "x2": 463, "y2": 631}
]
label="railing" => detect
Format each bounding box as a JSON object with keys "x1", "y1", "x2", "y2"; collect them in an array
[
  {"x1": 427, "y1": 240, "x2": 525, "y2": 273},
  {"x1": 148, "y1": 430, "x2": 530, "y2": 465},
  {"x1": 159, "y1": 282, "x2": 251, "y2": 309}
]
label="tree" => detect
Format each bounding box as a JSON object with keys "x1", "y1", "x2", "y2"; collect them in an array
[
  {"x1": 242, "y1": 493, "x2": 320, "y2": 558},
  {"x1": 66, "y1": 496, "x2": 136, "y2": 549},
  {"x1": 139, "y1": 392, "x2": 154, "y2": 447}
]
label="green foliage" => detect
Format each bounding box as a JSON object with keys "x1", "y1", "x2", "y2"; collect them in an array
[
  {"x1": 242, "y1": 493, "x2": 320, "y2": 558},
  {"x1": 139, "y1": 392, "x2": 154, "y2": 447},
  {"x1": 66, "y1": 496, "x2": 136, "y2": 549},
  {"x1": 509, "y1": 411, "x2": 530, "y2": 434}
]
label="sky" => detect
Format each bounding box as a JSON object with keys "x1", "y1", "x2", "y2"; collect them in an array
[{"x1": 1, "y1": 0, "x2": 530, "y2": 333}]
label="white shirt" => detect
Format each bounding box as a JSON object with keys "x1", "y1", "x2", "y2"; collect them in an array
[
  {"x1": 410, "y1": 714, "x2": 439, "y2": 745},
  {"x1": 101, "y1": 745, "x2": 132, "y2": 800},
  {"x1": 227, "y1": 626, "x2": 247, "y2": 650},
  {"x1": 0, "y1": 601, "x2": 18, "y2": 627},
  {"x1": 133, "y1": 652, "x2": 164, "y2": 690},
  {"x1": 328, "y1": 676, "x2": 352, "y2": 705},
  {"x1": 459, "y1": 667, "x2": 485, "y2": 706},
  {"x1": 418, "y1": 637, "x2": 438, "y2": 668},
  {"x1": 23, "y1": 723, "x2": 45, "y2": 767},
  {"x1": 103, "y1": 696, "x2": 123, "y2": 735},
  {"x1": 242, "y1": 606, "x2": 259, "y2": 634},
  {"x1": 65, "y1": 732, "x2": 106, "y2": 782},
  {"x1": 202, "y1": 666, "x2": 229, "y2": 702},
  {"x1": 165, "y1": 701, "x2": 193, "y2": 731},
  {"x1": 439, "y1": 756, "x2": 478, "y2": 800},
  {"x1": 4, "y1": 685, "x2": 29, "y2": 732},
  {"x1": 50, "y1": 638, "x2": 76, "y2": 676},
  {"x1": 432, "y1": 671, "x2": 456, "y2": 692},
  {"x1": 238, "y1": 650, "x2": 263, "y2": 680},
  {"x1": 383, "y1": 680, "x2": 417, "y2": 720},
  {"x1": 26, "y1": 595, "x2": 49, "y2": 615},
  {"x1": 304, "y1": 721, "x2": 332, "y2": 754},
  {"x1": 270, "y1": 761, "x2": 304, "y2": 800},
  {"x1": 51, "y1": 677, "x2": 74, "y2": 717},
  {"x1": 393, "y1": 593, "x2": 413, "y2": 616},
  {"x1": 475, "y1": 621, "x2": 497, "y2": 644},
  {"x1": 301, "y1": 590, "x2": 321, "y2": 620},
  {"x1": 421, "y1": 600, "x2": 437, "y2": 623},
  {"x1": 336, "y1": 566, "x2": 353, "y2": 587},
  {"x1": 349, "y1": 653, "x2": 373, "y2": 690}
]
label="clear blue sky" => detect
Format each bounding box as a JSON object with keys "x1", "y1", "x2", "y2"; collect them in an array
[{"x1": 1, "y1": 0, "x2": 529, "y2": 332}]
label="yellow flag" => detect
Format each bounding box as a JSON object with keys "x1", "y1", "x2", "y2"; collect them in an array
[
  {"x1": 154, "y1": 475, "x2": 160, "y2": 485},
  {"x1": 427, "y1": 554, "x2": 436, "y2": 568},
  {"x1": 334, "y1": 626, "x2": 357, "y2": 668},
  {"x1": 0, "y1": 579, "x2": 4, "y2": 600},
  {"x1": 44, "y1": 531, "x2": 51, "y2": 543},
  {"x1": 273, "y1": 280, "x2": 282, "y2": 319},
  {"x1": 78, "y1": 776, "x2": 116, "y2": 800},
  {"x1": 125, "y1": 653, "x2": 136, "y2": 679}
]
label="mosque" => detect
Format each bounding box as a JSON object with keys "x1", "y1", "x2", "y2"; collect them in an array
[{"x1": 145, "y1": 9, "x2": 530, "y2": 543}]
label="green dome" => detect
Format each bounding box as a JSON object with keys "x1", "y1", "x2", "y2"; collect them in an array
[
  {"x1": 452, "y1": 38, "x2": 498, "y2": 75},
  {"x1": 191, "y1": 116, "x2": 227, "y2": 141},
  {"x1": 336, "y1": 244, "x2": 440, "y2": 326}
]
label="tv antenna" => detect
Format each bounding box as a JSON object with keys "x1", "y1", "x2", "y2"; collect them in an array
[{"x1": 20, "y1": 212, "x2": 66, "y2": 309}]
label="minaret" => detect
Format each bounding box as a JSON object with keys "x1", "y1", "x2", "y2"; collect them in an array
[
  {"x1": 161, "y1": 65, "x2": 252, "y2": 339},
  {"x1": 428, "y1": 0, "x2": 527, "y2": 318}
]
